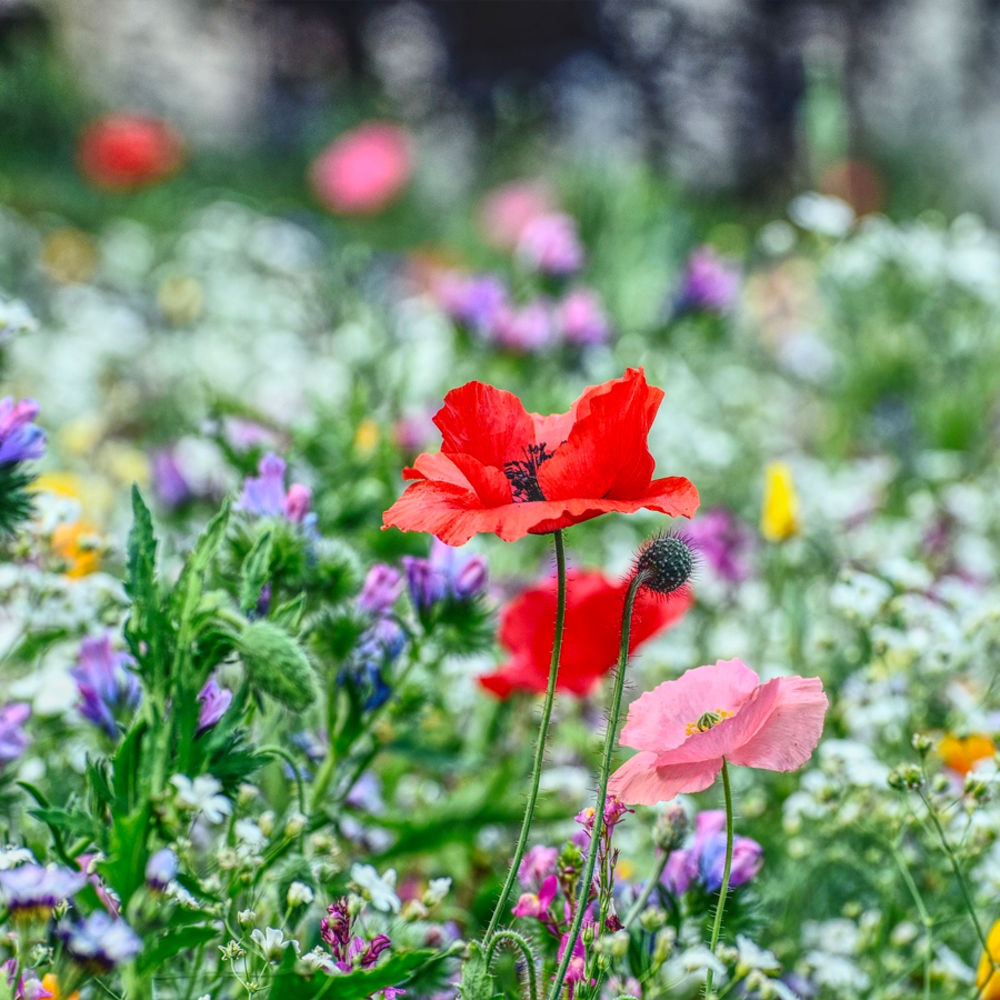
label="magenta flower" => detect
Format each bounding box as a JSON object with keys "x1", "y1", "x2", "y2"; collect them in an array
[
  {"x1": 557, "y1": 288, "x2": 610, "y2": 347},
  {"x1": 674, "y1": 246, "x2": 741, "y2": 316},
  {"x1": 0, "y1": 703, "x2": 30, "y2": 763},
  {"x1": 197, "y1": 676, "x2": 232, "y2": 733},
  {"x1": 517, "y1": 213, "x2": 585, "y2": 276},
  {"x1": 609, "y1": 658, "x2": 828, "y2": 804},
  {"x1": 0, "y1": 398, "x2": 44, "y2": 465},
  {"x1": 494, "y1": 300, "x2": 555, "y2": 353},
  {"x1": 357, "y1": 565, "x2": 403, "y2": 616},
  {"x1": 435, "y1": 272, "x2": 509, "y2": 337},
  {"x1": 512, "y1": 873, "x2": 558, "y2": 919},
  {"x1": 684, "y1": 508, "x2": 754, "y2": 584},
  {"x1": 479, "y1": 179, "x2": 554, "y2": 250},
  {"x1": 517, "y1": 845, "x2": 558, "y2": 889}
]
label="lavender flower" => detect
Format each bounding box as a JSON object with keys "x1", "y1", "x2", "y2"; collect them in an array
[
  {"x1": 402, "y1": 539, "x2": 488, "y2": 612},
  {"x1": 494, "y1": 301, "x2": 555, "y2": 353},
  {"x1": 237, "y1": 453, "x2": 313, "y2": 525},
  {"x1": 517, "y1": 213, "x2": 585, "y2": 276},
  {"x1": 151, "y1": 448, "x2": 193, "y2": 509},
  {"x1": 557, "y1": 288, "x2": 610, "y2": 347},
  {"x1": 0, "y1": 704, "x2": 30, "y2": 763},
  {"x1": 59, "y1": 911, "x2": 142, "y2": 970},
  {"x1": 0, "y1": 864, "x2": 86, "y2": 920},
  {"x1": 684, "y1": 508, "x2": 754, "y2": 584},
  {"x1": 674, "y1": 246, "x2": 741, "y2": 316},
  {"x1": 197, "y1": 676, "x2": 233, "y2": 733},
  {"x1": 70, "y1": 634, "x2": 141, "y2": 738},
  {"x1": 436, "y1": 272, "x2": 508, "y2": 336},
  {"x1": 358, "y1": 564, "x2": 403, "y2": 615},
  {"x1": 0, "y1": 398, "x2": 44, "y2": 465},
  {"x1": 145, "y1": 848, "x2": 178, "y2": 892},
  {"x1": 321, "y1": 898, "x2": 393, "y2": 972}
]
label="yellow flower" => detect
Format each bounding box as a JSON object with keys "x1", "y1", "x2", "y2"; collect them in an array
[
  {"x1": 51, "y1": 520, "x2": 102, "y2": 578},
  {"x1": 354, "y1": 418, "x2": 381, "y2": 458},
  {"x1": 761, "y1": 461, "x2": 800, "y2": 542},
  {"x1": 978, "y1": 919, "x2": 1000, "y2": 999},
  {"x1": 939, "y1": 734, "x2": 995, "y2": 776}
]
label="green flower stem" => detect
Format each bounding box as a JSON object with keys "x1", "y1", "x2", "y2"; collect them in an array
[
  {"x1": 485, "y1": 529, "x2": 568, "y2": 941},
  {"x1": 485, "y1": 929, "x2": 539, "y2": 1000},
  {"x1": 548, "y1": 569, "x2": 646, "y2": 1000},
  {"x1": 622, "y1": 850, "x2": 670, "y2": 929},
  {"x1": 890, "y1": 840, "x2": 933, "y2": 1000},
  {"x1": 704, "y1": 758, "x2": 734, "y2": 999}
]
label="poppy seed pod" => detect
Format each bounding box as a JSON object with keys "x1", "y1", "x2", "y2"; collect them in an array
[{"x1": 635, "y1": 535, "x2": 694, "y2": 596}]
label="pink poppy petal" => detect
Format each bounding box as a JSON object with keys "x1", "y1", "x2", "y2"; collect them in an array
[
  {"x1": 620, "y1": 659, "x2": 760, "y2": 753},
  {"x1": 608, "y1": 751, "x2": 722, "y2": 805},
  {"x1": 725, "y1": 676, "x2": 828, "y2": 771}
]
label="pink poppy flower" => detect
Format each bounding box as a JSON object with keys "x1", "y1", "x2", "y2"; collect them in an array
[
  {"x1": 608, "y1": 658, "x2": 828, "y2": 804},
  {"x1": 310, "y1": 122, "x2": 412, "y2": 215}
]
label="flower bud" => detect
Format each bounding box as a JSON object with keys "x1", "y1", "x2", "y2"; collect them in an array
[
  {"x1": 639, "y1": 906, "x2": 666, "y2": 932},
  {"x1": 284, "y1": 812, "x2": 307, "y2": 838},
  {"x1": 238, "y1": 909, "x2": 256, "y2": 926},
  {"x1": 635, "y1": 535, "x2": 694, "y2": 596},
  {"x1": 652, "y1": 927, "x2": 675, "y2": 968},
  {"x1": 887, "y1": 765, "x2": 925, "y2": 792},
  {"x1": 238, "y1": 620, "x2": 318, "y2": 712},
  {"x1": 653, "y1": 803, "x2": 689, "y2": 852},
  {"x1": 911, "y1": 732, "x2": 932, "y2": 756}
]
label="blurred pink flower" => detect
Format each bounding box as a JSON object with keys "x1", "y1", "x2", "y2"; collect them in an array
[
  {"x1": 478, "y1": 180, "x2": 555, "y2": 250},
  {"x1": 609, "y1": 658, "x2": 827, "y2": 804},
  {"x1": 516, "y1": 213, "x2": 585, "y2": 276},
  {"x1": 311, "y1": 122, "x2": 412, "y2": 215}
]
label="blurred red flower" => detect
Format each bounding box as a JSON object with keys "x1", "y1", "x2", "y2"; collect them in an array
[
  {"x1": 383, "y1": 367, "x2": 699, "y2": 546},
  {"x1": 479, "y1": 569, "x2": 691, "y2": 698},
  {"x1": 310, "y1": 122, "x2": 412, "y2": 215},
  {"x1": 77, "y1": 114, "x2": 183, "y2": 191}
]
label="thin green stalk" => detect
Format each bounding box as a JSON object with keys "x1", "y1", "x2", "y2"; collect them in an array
[
  {"x1": 485, "y1": 529, "x2": 568, "y2": 941},
  {"x1": 891, "y1": 842, "x2": 933, "y2": 1000},
  {"x1": 548, "y1": 571, "x2": 646, "y2": 1000},
  {"x1": 703, "y1": 759, "x2": 733, "y2": 999},
  {"x1": 622, "y1": 850, "x2": 670, "y2": 929}
]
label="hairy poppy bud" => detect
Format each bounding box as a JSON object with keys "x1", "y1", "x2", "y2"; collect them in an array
[
  {"x1": 635, "y1": 535, "x2": 694, "y2": 596},
  {"x1": 238, "y1": 620, "x2": 318, "y2": 711}
]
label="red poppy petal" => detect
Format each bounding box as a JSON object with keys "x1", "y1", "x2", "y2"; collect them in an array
[
  {"x1": 433, "y1": 381, "x2": 536, "y2": 471},
  {"x1": 402, "y1": 452, "x2": 473, "y2": 487},
  {"x1": 538, "y1": 368, "x2": 663, "y2": 502},
  {"x1": 608, "y1": 752, "x2": 722, "y2": 805},
  {"x1": 444, "y1": 453, "x2": 513, "y2": 508},
  {"x1": 383, "y1": 480, "x2": 492, "y2": 546},
  {"x1": 478, "y1": 656, "x2": 546, "y2": 698}
]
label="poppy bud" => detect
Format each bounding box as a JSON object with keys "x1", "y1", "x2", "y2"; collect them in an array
[{"x1": 635, "y1": 535, "x2": 694, "y2": 596}]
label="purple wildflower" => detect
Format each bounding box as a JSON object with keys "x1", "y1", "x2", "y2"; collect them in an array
[
  {"x1": 0, "y1": 398, "x2": 45, "y2": 465},
  {"x1": 684, "y1": 509, "x2": 754, "y2": 584},
  {"x1": 436, "y1": 272, "x2": 509, "y2": 336},
  {"x1": 58, "y1": 910, "x2": 142, "y2": 970},
  {"x1": 321, "y1": 898, "x2": 392, "y2": 972},
  {"x1": 674, "y1": 246, "x2": 741, "y2": 316},
  {"x1": 557, "y1": 288, "x2": 610, "y2": 347},
  {"x1": 70, "y1": 635, "x2": 141, "y2": 739},
  {"x1": 494, "y1": 301, "x2": 555, "y2": 353},
  {"x1": 145, "y1": 848, "x2": 178, "y2": 892},
  {"x1": 150, "y1": 449, "x2": 192, "y2": 509},
  {"x1": 0, "y1": 864, "x2": 86, "y2": 919},
  {"x1": 517, "y1": 213, "x2": 585, "y2": 276},
  {"x1": 661, "y1": 810, "x2": 763, "y2": 894},
  {"x1": 237, "y1": 453, "x2": 312, "y2": 526},
  {"x1": 0, "y1": 703, "x2": 30, "y2": 763},
  {"x1": 402, "y1": 538, "x2": 488, "y2": 613},
  {"x1": 358, "y1": 564, "x2": 403, "y2": 615},
  {"x1": 197, "y1": 676, "x2": 233, "y2": 734}
]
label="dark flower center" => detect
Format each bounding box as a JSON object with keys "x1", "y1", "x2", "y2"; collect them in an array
[{"x1": 504, "y1": 443, "x2": 555, "y2": 503}]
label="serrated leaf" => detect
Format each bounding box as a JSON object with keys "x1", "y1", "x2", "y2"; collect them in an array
[
  {"x1": 170, "y1": 497, "x2": 231, "y2": 626},
  {"x1": 240, "y1": 528, "x2": 273, "y2": 614},
  {"x1": 125, "y1": 485, "x2": 157, "y2": 604},
  {"x1": 458, "y1": 943, "x2": 498, "y2": 1000}
]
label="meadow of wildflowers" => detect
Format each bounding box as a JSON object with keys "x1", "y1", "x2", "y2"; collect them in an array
[{"x1": 3, "y1": 107, "x2": 1000, "y2": 1000}]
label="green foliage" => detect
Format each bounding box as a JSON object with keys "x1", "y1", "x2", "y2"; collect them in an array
[
  {"x1": 238, "y1": 619, "x2": 318, "y2": 712},
  {"x1": 0, "y1": 462, "x2": 35, "y2": 537}
]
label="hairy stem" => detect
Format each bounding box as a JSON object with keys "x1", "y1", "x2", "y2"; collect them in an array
[
  {"x1": 548, "y1": 571, "x2": 646, "y2": 1000},
  {"x1": 704, "y1": 759, "x2": 734, "y2": 999},
  {"x1": 485, "y1": 529, "x2": 568, "y2": 940}
]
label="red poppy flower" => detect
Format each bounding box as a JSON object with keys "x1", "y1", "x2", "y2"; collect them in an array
[
  {"x1": 479, "y1": 569, "x2": 691, "y2": 698},
  {"x1": 382, "y1": 368, "x2": 699, "y2": 545},
  {"x1": 77, "y1": 114, "x2": 183, "y2": 191}
]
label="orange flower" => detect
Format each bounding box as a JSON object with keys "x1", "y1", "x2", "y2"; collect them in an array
[
  {"x1": 41, "y1": 974, "x2": 80, "y2": 1000},
  {"x1": 939, "y1": 734, "x2": 995, "y2": 776},
  {"x1": 51, "y1": 521, "x2": 101, "y2": 578}
]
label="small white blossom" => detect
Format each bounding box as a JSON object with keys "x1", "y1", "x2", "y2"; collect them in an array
[
  {"x1": 234, "y1": 820, "x2": 266, "y2": 847},
  {"x1": 351, "y1": 863, "x2": 400, "y2": 913},
  {"x1": 0, "y1": 847, "x2": 35, "y2": 871},
  {"x1": 302, "y1": 947, "x2": 336, "y2": 973},
  {"x1": 287, "y1": 881, "x2": 314, "y2": 907},
  {"x1": 735, "y1": 935, "x2": 781, "y2": 975},
  {"x1": 170, "y1": 775, "x2": 232, "y2": 824},
  {"x1": 423, "y1": 877, "x2": 451, "y2": 907},
  {"x1": 251, "y1": 927, "x2": 300, "y2": 962}
]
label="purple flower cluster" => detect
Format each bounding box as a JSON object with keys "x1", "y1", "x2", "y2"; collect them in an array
[
  {"x1": 402, "y1": 538, "x2": 487, "y2": 613},
  {"x1": 0, "y1": 864, "x2": 86, "y2": 920},
  {"x1": 58, "y1": 910, "x2": 142, "y2": 971},
  {"x1": 673, "y1": 246, "x2": 741, "y2": 317},
  {"x1": 0, "y1": 703, "x2": 31, "y2": 763},
  {"x1": 320, "y1": 898, "x2": 392, "y2": 972},
  {"x1": 70, "y1": 634, "x2": 141, "y2": 739},
  {"x1": 237, "y1": 453, "x2": 313, "y2": 527},
  {"x1": 349, "y1": 565, "x2": 407, "y2": 710},
  {"x1": 145, "y1": 848, "x2": 179, "y2": 892},
  {"x1": 0, "y1": 398, "x2": 45, "y2": 465},
  {"x1": 435, "y1": 274, "x2": 611, "y2": 354},
  {"x1": 683, "y1": 508, "x2": 755, "y2": 584},
  {"x1": 661, "y1": 810, "x2": 763, "y2": 894},
  {"x1": 151, "y1": 448, "x2": 193, "y2": 509}
]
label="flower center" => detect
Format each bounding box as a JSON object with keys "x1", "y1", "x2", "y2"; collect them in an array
[
  {"x1": 685, "y1": 708, "x2": 732, "y2": 736},
  {"x1": 504, "y1": 443, "x2": 555, "y2": 503}
]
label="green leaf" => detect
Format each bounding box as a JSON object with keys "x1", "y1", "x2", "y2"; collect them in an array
[
  {"x1": 137, "y1": 925, "x2": 219, "y2": 973},
  {"x1": 458, "y1": 943, "x2": 498, "y2": 1000},
  {"x1": 125, "y1": 485, "x2": 157, "y2": 605},
  {"x1": 0, "y1": 463, "x2": 36, "y2": 537},
  {"x1": 240, "y1": 528, "x2": 273, "y2": 614},
  {"x1": 112, "y1": 722, "x2": 147, "y2": 814},
  {"x1": 99, "y1": 804, "x2": 150, "y2": 909},
  {"x1": 272, "y1": 593, "x2": 306, "y2": 633},
  {"x1": 170, "y1": 497, "x2": 231, "y2": 626},
  {"x1": 267, "y1": 950, "x2": 439, "y2": 1000}
]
